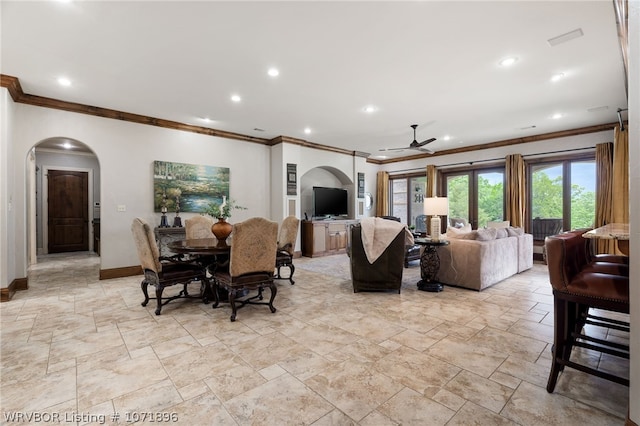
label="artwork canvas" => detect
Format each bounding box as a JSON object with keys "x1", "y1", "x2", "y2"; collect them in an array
[{"x1": 154, "y1": 161, "x2": 229, "y2": 213}]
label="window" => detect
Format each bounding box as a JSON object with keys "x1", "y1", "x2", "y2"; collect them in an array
[
  {"x1": 529, "y1": 158, "x2": 595, "y2": 240},
  {"x1": 390, "y1": 175, "x2": 427, "y2": 229},
  {"x1": 442, "y1": 167, "x2": 505, "y2": 229}
]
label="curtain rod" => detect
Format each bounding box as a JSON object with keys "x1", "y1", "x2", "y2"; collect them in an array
[
  {"x1": 388, "y1": 146, "x2": 596, "y2": 174},
  {"x1": 617, "y1": 108, "x2": 628, "y2": 131}
]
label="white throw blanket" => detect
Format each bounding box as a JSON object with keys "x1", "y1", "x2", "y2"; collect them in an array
[{"x1": 360, "y1": 217, "x2": 414, "y2": 264}]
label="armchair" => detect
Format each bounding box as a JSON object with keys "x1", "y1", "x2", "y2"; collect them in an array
[
  {"x1": 349, "y1": 219, "x2": 406, "y2": 293},
  {"x1": 131, "y1": 218, "x2": 210, "y2": 315},
  {"x1": 275, "y1": 216, "x2": 300, "y2": 284},
  {"x1": 378, "y1": 216, "x2": 421, "y2": 267}
]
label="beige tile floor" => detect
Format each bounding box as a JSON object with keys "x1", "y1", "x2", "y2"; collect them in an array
[{"x1": 0, "y1": 252, "x2": 629, "y2": 425}]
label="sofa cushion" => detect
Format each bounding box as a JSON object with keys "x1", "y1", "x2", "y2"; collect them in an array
[
  {"x1": 487, "y1": 220, "x2": 510, "y2": 229},
  {"x1": 495, "y1": 228, "x2": 509, "y2": 239},
  {"x1": 446, "y1": 224, "x2": 472, "y2": 238},
  {"x1": 507, "y1": 226, "x2": 525, "y2": 236},
  {"x1": 476, "y1": 228, "x2": 497, "y2": 241}
]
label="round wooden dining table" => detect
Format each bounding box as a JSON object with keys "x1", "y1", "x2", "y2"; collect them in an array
[{"x1": 167, "y1": 238, "x2": 236, "y2": 302}]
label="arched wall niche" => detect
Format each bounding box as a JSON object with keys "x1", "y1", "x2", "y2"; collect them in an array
[
  {"x1": 29, "y1": 137, "x2": 101, "y2": 262},
  {"x1": 300, "y1": 166, "x2": 354, "y2": 219}
]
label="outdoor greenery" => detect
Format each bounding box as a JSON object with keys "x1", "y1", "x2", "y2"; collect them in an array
[{"x1": 447, "y1": 171, "x2": 595, "y2": 229}]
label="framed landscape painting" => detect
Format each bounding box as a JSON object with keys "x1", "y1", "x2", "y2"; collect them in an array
[{"x1": 153, "y1": 161, "x2": 229, "y2": 213}]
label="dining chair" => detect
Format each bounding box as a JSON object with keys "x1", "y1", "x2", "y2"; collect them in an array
[
  {"x1": 275, "y1": 215, "x2": 300, "y2": 284},
  {"x1": 212, "y1": 217, "x2": 278, "y2": 321},
  {"x1": 131, "y1": 218, "x2": 210, "y2": 315},
  {"x1": 185, "y1": 215, "x2": 214, "y2": 239}
]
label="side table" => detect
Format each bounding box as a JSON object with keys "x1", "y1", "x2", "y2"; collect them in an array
[{"x1": 414, "y1": 238, "x2": 450, "y2": 292}]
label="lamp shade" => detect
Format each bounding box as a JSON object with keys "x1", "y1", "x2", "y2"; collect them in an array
[{"x1": 424, "y1": 197, "x2": 449, "y2": 216}]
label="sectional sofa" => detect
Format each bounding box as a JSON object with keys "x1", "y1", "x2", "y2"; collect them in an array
[{"x1": 434, "y1": 225, "x2": 534, "y2": 291}]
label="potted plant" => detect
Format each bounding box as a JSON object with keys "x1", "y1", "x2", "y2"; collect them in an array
[{"x1": 203, "y1": 196, "x2": 247, "y2": 240}]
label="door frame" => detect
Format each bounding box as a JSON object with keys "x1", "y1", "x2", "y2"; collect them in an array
[{"x1": 42, "y1": 165, "x2": 94, "y2": 255}]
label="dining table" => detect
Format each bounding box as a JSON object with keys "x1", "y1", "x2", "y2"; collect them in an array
[
  {"x1": 167, "y1": 238, "x2": 233, "y2": 301},
  {"x1": 582, "y1": 223, "x2": 629, "y2": 255}
]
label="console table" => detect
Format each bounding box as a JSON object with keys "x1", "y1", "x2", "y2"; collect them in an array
[
  {"x1": 154, "y1": 226, "x2": 186, "y2": 258},
  {"x1": 414, "y1": 238, "x2": 449, "y2": 292}
]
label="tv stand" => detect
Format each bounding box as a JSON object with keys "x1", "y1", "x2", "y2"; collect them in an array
[{"x1": 301, "y1": 219, "x2": 358, "y2": 257}]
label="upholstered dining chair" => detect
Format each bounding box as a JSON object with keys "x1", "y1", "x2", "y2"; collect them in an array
[
  {"x1": 275, "y1": 215, "x2": 300, "y2": 284},
  {"x1": 212, "y1": 217, "x2": 278, "y2": 321},
  {"x1": 185, "y1": 215, "x2": 214, "y2": 239},
  {"x1": 131, "y1": 218, "x2": 210, "y2": 315}
]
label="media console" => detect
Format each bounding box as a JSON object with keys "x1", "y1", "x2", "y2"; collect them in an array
[{"x1": 301, "y1": 219, "x2": 358, "y2": 257}]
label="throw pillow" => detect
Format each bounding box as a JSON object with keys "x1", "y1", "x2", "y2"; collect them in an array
[
  {"x1": 446, "y1": 224, "x2": 472, "y2": 238},
  {"x1": 487, "y1": 220, "x2": 510, "y2": 229},
  {"x1": 507, "y1": 226, "x2": 525, "y2": 236},
  {"x1": 495, "y1": 228, "x2": 509, "y2": 239},
  {"x1": 476, "y1": 227, "x2": 497, "y2": 241}
]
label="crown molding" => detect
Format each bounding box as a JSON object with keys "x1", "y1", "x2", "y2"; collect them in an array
[{"x1": 1, "y1": 74, "x2": 617, "y2": 165}]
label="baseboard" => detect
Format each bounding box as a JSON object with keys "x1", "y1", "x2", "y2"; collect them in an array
[
  {"x1": 99, "y1": 265, "x2": 142, "y2": 280},
  {"x1": 0, "y1": 277, "x2": 29, "y2": 302}
]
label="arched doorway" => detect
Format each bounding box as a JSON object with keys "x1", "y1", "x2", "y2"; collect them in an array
[{"x1": 27, "y1": 137, "x2": 101, "y2": 265}]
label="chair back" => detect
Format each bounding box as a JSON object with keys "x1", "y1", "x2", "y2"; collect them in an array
[
  {"x1": 185, "y1": 215, "x2": 214, "y2": 239},
  {"x1": 131, "y1": 218, "x2": 162, "y2": 273},
  {"x1": 277, "y1": 216, "x2": 300, "y2": 255},
  {"x1": 230, "y1": 217, "x2": 278, "y2": 277},
  {"x1": 415, "y1": 214, "x2": 427, "y2": 233},
  {"x1": 545, "y1": 228, "x2": 592, "y2": 292}
]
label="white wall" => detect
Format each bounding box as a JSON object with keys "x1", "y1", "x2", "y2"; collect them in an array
[
  {"x1": 0, "y1": 88, "x2": 16, "y2": 287},
  {"x1": 9, "y1": 104, "x2": 273, "y2": 271},
  {"x1": 627, "y1": 1, "x2": 638, "y2": 423}
]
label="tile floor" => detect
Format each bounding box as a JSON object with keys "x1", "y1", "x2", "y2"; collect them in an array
[{"x1": 0, "y1": 252, "x2": 629, "y2": 425}]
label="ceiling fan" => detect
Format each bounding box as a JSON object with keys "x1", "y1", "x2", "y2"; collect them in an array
[{"x1": 379, "y1": 124, "x2": 436, "y2": 154}]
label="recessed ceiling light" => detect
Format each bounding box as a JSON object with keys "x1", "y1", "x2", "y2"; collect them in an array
[
  {"x1": 230, "y1": 94, "x2": 241, "y2": 102},
  {"x1": 267, "y1": 68, "x2": 279, "y2": 77},
  {"x1": 304, "y1": 127, "x2": 311, "y2": 135},
  {"x1": 551, "y1": 73, "x2": 565, "y2": 82},
  {"x1": 551, "y1": 113, "x2": 564, "y2": 119},
  {"x1": 57, "y1": 77, "x2": 71, "y2": 86},
  {"x1": 498, "y1": 57, "x2": 518, "y2": 67},
  {"x1": 200, "y1": 117, "x2": 214, "y2": 123},
  {"x1": 443, "y1": 135, "x2": 451, "y2": 141},
  {"x1": 363, "y1": 105, "x2": 377, "y2": 113}
]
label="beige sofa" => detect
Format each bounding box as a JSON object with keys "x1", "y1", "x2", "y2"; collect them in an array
[{"x1": 434, "y1": 226, "x2": 533, "y2": 291}]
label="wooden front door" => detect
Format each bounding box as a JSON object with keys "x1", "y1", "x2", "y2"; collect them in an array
[{"x1": 48, "y1": 169, "x2": 89, "y2": 253}]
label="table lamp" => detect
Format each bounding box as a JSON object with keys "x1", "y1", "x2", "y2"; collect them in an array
[{"x1": 424, "y1": 196, "x2": 449, "y2": 242}]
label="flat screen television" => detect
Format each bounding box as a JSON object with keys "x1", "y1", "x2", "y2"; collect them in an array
[{"x1": 313, "y1": 186, "x2": 348, "y2": 218}]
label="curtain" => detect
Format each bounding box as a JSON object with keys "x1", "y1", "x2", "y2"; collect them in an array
[
  {"x1": 505, "y1": 154, "x2": 526, "y2": 228},
  {"x1": 611, "y1": 124, "x2": 629, "y2": 255},
  {"x1": 375, "y1": 171, "x2": 389, "y2": 217},
  {"x1": 595, "y1": 142, "x2": 615, "y2": 254},
  {"x1": 426, "y1": 165, "x2": 437, "y2": 197},
  {"x1": 426, "y1": 165, "x2": 437, "y2": 234}
]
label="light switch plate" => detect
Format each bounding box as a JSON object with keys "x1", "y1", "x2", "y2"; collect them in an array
[{"x1": 117, "y1": 205, "x2": 126, "y2": 212}]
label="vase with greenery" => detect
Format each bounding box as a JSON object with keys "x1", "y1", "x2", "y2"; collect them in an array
[{"x1": 203, "y1": 196, "x2": 247, "y2": 240}]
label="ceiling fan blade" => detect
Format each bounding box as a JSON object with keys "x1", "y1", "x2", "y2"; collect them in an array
[
  {"x1": 416, "y1": 137, "x2": 436, "y2": 147},
  {"x1": 416, "y1": 147, "x2": 434, "y2": 154},
  {"x1": 379, "y1": 147, "x2": 406, "y2": 152}
]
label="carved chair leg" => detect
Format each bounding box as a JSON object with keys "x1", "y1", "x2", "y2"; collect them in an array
[
  {"x1": 288, "y1": 264, "x2": 295, "y2": 285},
  {"x1": 267, "y1": 282, "x2": 277, "y2": 313},
  {"x1": 228, "y1": 288, "x2": 238, "y2": 322},
  {"x1": 155, "y1": 286, "x2": 164, "y2": 315},
  {"x1": 141, "y1": 279, "x2": 150, "y2": 307}
]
